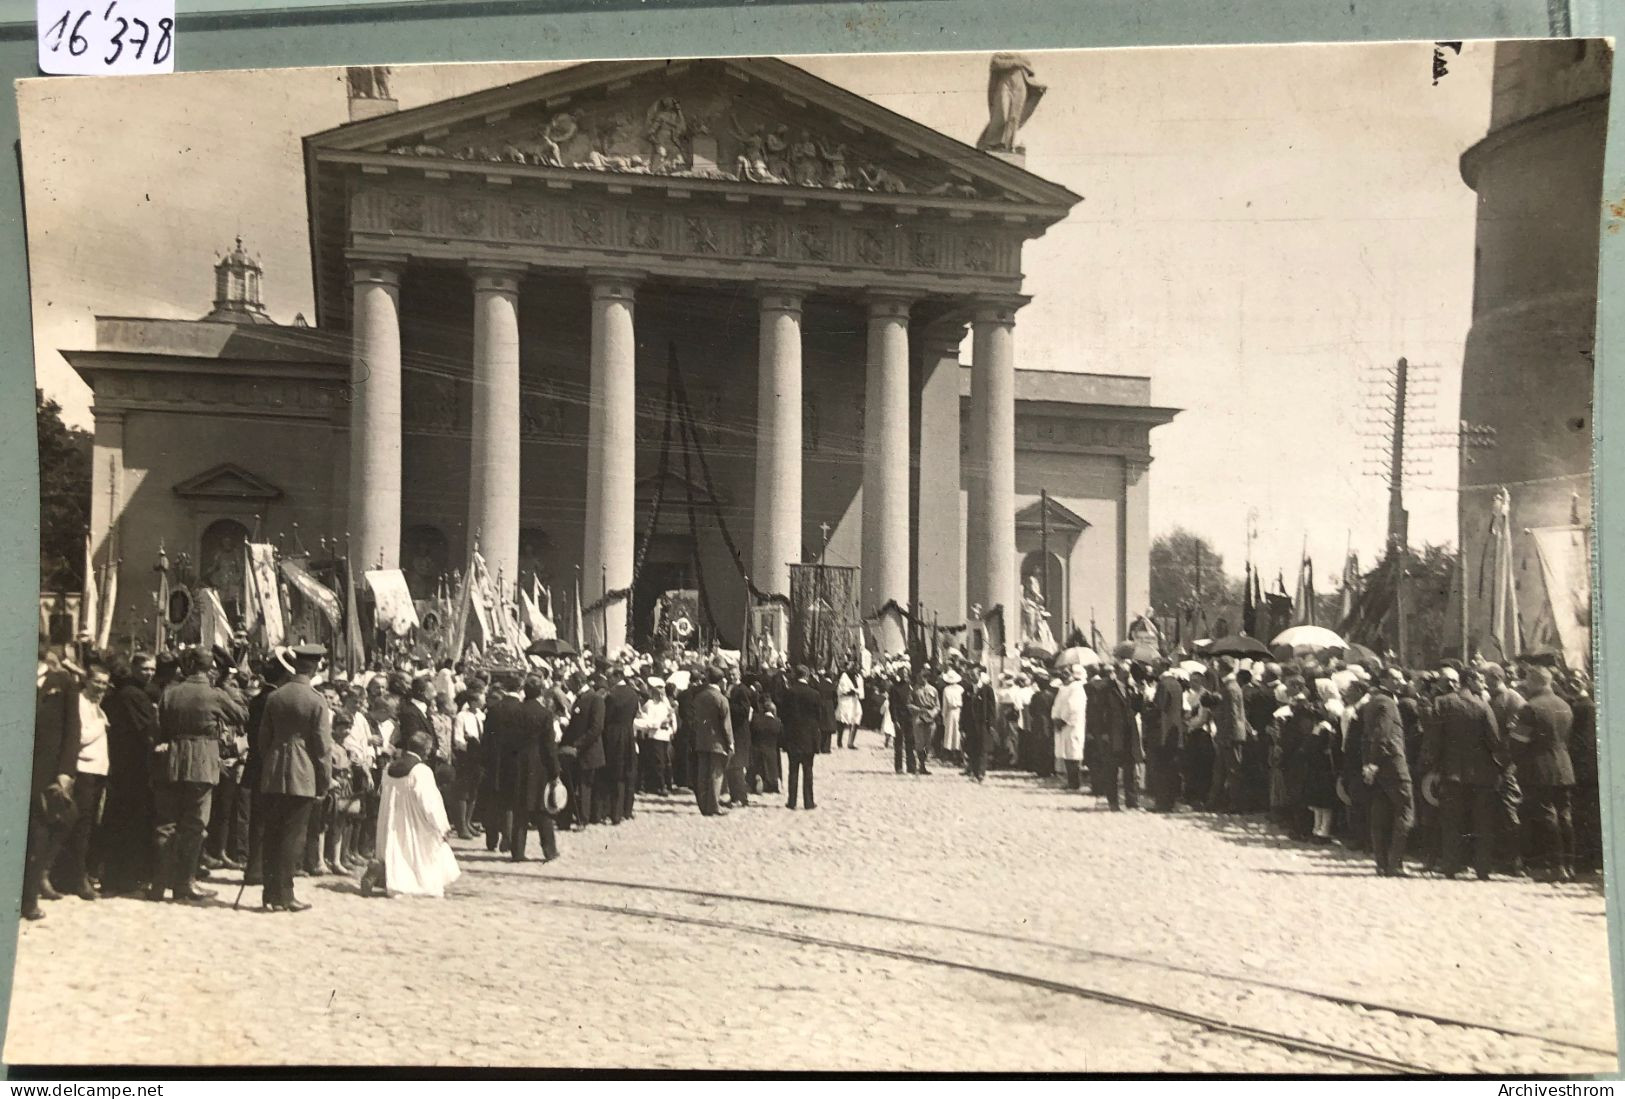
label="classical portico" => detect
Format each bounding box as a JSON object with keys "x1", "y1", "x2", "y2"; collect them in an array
[{"x1": 306, "y1": 56, "x2": 1080, "y2": 652}]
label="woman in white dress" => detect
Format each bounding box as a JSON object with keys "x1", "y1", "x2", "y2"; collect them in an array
[
  {"x1": 939, "y1": 670, "x2": 965, "y2": 762},
  {"x1": 362, "y1": 730, "x2": 461, "y2": 898},
  {"x1": 835, "y1": 665, "x2": 864, "y2": 749}
]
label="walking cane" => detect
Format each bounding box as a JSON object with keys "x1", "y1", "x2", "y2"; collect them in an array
[{"x1": 232, "y1": 874, "x2": 249, "y2": 911}]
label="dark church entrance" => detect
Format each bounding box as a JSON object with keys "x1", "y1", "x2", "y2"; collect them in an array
[{"x1": 632, "y1": 534, "x2": 696, "y2": 647}]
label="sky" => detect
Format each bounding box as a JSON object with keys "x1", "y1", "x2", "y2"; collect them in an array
[{"x1": 18, "y1": 40, "x2": 1492, "y2": 585}]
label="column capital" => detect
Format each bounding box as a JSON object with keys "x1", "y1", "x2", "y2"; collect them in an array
[
  {"x1": 469, "y1": 264, "x2": 526, "y2": 295},
  {"x1": 346, "y1": 252, "x2": 407, "y2": 287},
  {"x1": 865, "y1": 292, "x2": 913, "y2": 322},
  {"x1": 756, "y1": 282, "x2": 815, "y2": 315},
  {"x1": 970, "y1": 293, "x2": 1031, "y2": 327},
  {"x1": 586, "y1": 268, "x2": 642, "y2": 304},
  {"x1": 90, "y1": 407, "x2": 126, "y2": 426}
]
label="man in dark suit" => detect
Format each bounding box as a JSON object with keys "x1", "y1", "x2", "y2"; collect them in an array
[
  {"x1": 749, "y1": 696, "x2": 782, "y2": 795},
  {"x1": 1361, "y1": 668, "x2": 1414, "y2": 877},
  {"x1": 961, "y1": 666, "x2": 999, "y2": 783},
  {"x1": 1097, "y1": 662, "x2": 1143, "y2": 811},
  {"x1": 97, "y1": 654, "x2": 159, "y2": 895},
  {"x1": 724, "y1": 678, "x2": 754, "y2": 807},
  {"x1": 1512, "y1": 666, "x2": 1577, "y2": 881},
  {"x1": 1207, "y1": 661, "x2": 1251, "y2": 813},
  {"x1": 255, "y1": 645, "x2": 332, "y2": 912},
  {"x1": 781, "y1": 667, "x2": 822, "y2": 810},
  {"x1": 151, "y1": 647, "x2": 247, "y2": 903},
  {"x1": 482, "y1": 672, "x2": 527, "y2": 847},
  {"x1": 1147, "y1": 667, "x2": 1186, "y2": 812},
  {"x1": 393, "y1": 673, "x2": 438, "y2": 754},
  {"x1": 1422, "y1": 669, "x2": 1504, "y2": 880},
  {"x1": 506, "y1": 675, "x2": 561, "y2": 862},
  {"x1": 562, "y1": 674, "x2": 606, "y2": 830},
  {"x1": 24, "y1": 655, "x2": 82, "y2": 920},
  {"x1": 600, "y1": 668, "x2": 641, "y2": 824},
  {"x1": 815, "y1": 671, "x2": 839, "y2": 754},
  {"x1": 689, "y1": 667, "x2": 734, "y2": 816}
]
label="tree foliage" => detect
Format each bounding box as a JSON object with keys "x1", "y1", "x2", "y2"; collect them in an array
[
  {"x1": 38, "y1": 389, "x2": 91, "y2": 591},
  {"x1": 1150, "y1": 528, "x2": 1242, "y2": 617}
]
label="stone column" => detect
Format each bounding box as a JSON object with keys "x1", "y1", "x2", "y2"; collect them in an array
[
  {"x1": 753, "y1": 285, "x2": 807, "y2": 615},
  {"x1": 862, "y1": 294, "x2": 912, "y2": 654},
  {"x1": 969, "y1": 298, "x2": 1024, "y2": 654},
  {"x1": 916, "y1": 324, "x2": 967, "y2": 625},
  {"x1": 583, "y1": 271, "x2": 639, "y2": 653},
  {"x1": 467, "y1": 266, "x2": 524, "y2": 595},
  {"x1": 1121, "y1": 455, "x2": 1152, "y2": 643},
  {"x1": 348, "y1": 258, "x2": 404, "y2": 571}
]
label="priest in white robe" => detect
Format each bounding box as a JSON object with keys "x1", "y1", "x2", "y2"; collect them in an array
[{"x1": 365, "y1": 730, "x2": 460, "y2": 898}]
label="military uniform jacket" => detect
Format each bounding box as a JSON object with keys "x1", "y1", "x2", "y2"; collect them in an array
[
  {"x1": 158, "y1": 674, "x2": 248, "y2": 786},
  {"x1": 1422, "y1": 689, "x2": 1502, "y2": 788},
  {"x1": 1512, "y1": 690, "x2": 1576, "y2": 787},
  {"x1": 256, "y1": 676, "x2": 332, "y2": 797}
]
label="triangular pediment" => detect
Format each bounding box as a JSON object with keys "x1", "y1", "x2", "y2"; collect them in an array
[
  {"x1": 173, "y1": 463, "x2": 283, "y2": 502},
  {"x1": 1015, "y1": 496, "x2": 1088, "y2": 533},
  {"x1": 307, "y1": 57, "x2": 1079, "y2": 210}
]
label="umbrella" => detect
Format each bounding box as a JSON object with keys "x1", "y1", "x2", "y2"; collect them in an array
[
  {"x1": 1113, "y1": 640, "x2": 1160, "y2": 664},
  {"x1": 526, "y1": 637, "x2": 578, "y2": 658},
  {"x1": 1053, "y1": 646, "x2": 1101, "y2": 670},
  {"x1": 1177, "y1": 659, "x2": 1208, "y2": 677},
  {"x1": 1205, "y1": 634, "x2": 1273, "y2": 660},
  {"x1": 1270, "y1": 625, "x2": 1346, "y2": 656},
  {"x1": 1341, "y1": 642, "x2": 1381, "y2": 668}
]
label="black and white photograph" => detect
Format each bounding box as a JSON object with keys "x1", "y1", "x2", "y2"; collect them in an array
[{"x1": 15, "y1": 39, "x2": 1613, "y2": 1072}]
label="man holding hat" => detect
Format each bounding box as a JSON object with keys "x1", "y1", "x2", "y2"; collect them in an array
[
  {"x1": 256, "y1": 644, "x2": 333, "y2": 912},
  {"x1": 689, "y1": 666, "x2": 734, "y2": 816},
  {"x1": 1361, "y1": 667, "x2": 1414, "y2": 877}
]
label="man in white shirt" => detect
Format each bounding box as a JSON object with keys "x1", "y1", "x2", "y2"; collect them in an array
[{"x1": 63, "y1": 663, "x2": 113, "y2": 900}]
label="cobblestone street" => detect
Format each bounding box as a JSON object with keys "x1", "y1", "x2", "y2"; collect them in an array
[{"x1": 4, "y1": 743, "x2": 1616, "y2": 1073}]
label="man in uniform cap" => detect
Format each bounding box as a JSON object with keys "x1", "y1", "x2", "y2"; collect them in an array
[
  {"x1": 151, "y1": 647, "x2": 247, "y2": 903},
  {"x1": 256, "y1": 644, "x2": 333, "y2": 912}
]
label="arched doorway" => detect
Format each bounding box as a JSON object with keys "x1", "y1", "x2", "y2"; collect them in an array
[{"x1": 199, "y1": 518, "x2": 251, "y2": 625}]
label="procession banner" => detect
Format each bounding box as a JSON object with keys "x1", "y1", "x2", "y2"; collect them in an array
[
  {"x1": 364, "y1": 568, "x2": 420, "y2": 636},
  {"x1": 279, "y1": 557, "x2": 342, "y2": 628},
  {"x1": 96, "y1": 557, "x2": 117, "y2": 650},
  {"x1": 80, "y1": 532, "x2": 98, "y2": 641},
  {"x1": 196, "y1": 586, "x2": 233, "y2": 651},
  {"x1": 247, "y1": 542, "x2": 285, "y2": 646},
  {"x1": 521, "y1": 586, "x2": 557, "y2": 641},
  {"x1": 1528, "y1": 524, "x2": 1592, "y2": 670}
]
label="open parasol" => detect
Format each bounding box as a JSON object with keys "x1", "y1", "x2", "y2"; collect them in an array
[
  {"x1": 1205, "y1": 634, "x2": 1273, "y2": 660},
  {"x1": 1113, "y1": 640, "x2": 1160, "y2": 664},
  {"x1": 1341, "y1": 642, "x2": 1381, "y2": 668},
  {"x1": 526, "y1": 637, "x2": 579, "y2": 658},
  {"x1": 1053, "y1": 645, "x2": 1102, "y2": 670},
  {"x1": 1270, "y1": 625, "x2": 1346, "y2": 658}
]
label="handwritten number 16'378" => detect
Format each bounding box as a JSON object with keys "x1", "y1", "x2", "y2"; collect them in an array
[{"x1": 45, "y1": 3, "x2": 172, "y2": 66}]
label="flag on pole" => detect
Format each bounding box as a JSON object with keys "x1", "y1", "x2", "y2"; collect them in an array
[
  {"x1": 1339, "y1": 550, "x2": 1360, "y2": 623},
  {"x1": 80, "y1": 534, "x2": 99, "y2": 643},
  {"x1": 1293, "y1": 555, "x2": 1317, "y2": 627},
  {"x1": 197, "y1": 587, "x2": 234, "y2": 651},
  {"x1": 572, "y1": 570, "x2": 584, "y2": 650},
  {"x1": 1242, "y1": 562, "x2": 1257, "y2": 637},
  {"x1": 343, "y1": 561, "x2": 367, "y2": 675},
  {"x1": 522, "y1": 585, "x2": 557, "y2": 640},
  {"x1": 247, "y1": 543, "x2": 286, "y2": 646},
  {"x1": 96, "y1": 557, "x2": 118, "y2": 651},
  {"x1": 279, "y1": 558, "x2": 342, "y2": 628}
]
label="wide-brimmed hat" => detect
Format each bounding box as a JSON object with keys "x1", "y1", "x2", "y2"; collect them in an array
[
  {"x1": 941, "y1": 670, "x2": 961, "y2": 685},
  {"x1": 543, "y1": 778, "x2": 570, "y2": 816}
]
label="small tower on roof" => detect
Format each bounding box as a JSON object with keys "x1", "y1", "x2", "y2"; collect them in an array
[{"x1": 203, "y1": 236, "x2": 273, "y2": 325}]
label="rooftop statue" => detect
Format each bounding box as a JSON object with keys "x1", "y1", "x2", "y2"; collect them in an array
[{"x1": 976, "y1": 53, "x2": 1046, "y2": 154}]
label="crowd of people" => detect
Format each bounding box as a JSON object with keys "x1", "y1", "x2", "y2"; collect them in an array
[{"x1": 26, "y1": 632, "x2": 1600, "y2": 921}]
